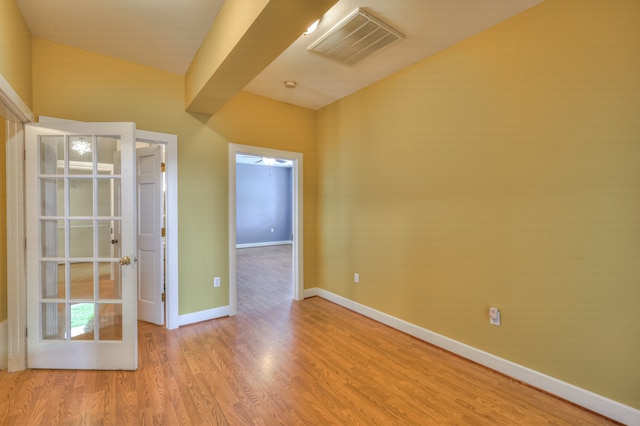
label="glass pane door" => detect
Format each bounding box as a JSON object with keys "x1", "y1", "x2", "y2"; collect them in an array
[{"x1": 26, "y1": 122, "x2": 137, "y2": 370}]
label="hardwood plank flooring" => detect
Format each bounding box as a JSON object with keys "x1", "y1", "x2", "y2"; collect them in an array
[{"x1": 0, "y1": 245, "x2": 618, "y2": 425}]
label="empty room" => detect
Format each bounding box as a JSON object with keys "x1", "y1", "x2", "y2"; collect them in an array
[{"x1": 1, "y1": 0, "x2": 638, "y2": 424}]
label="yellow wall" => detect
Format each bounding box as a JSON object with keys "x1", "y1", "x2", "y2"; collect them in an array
[
  {"x1": 317, "y1": 0, "x2": 640, "y2": 408},
  {"x1": 0, "y1": 0, "x2": 32, "y2": 107},
  {"x1": 32, "y1": 38, "x2": 318, "y2": 315}
]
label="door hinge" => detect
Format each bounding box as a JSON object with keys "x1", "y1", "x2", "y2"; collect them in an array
[
  {"x1": 161, "y1": 227, "x2": 166, "y2": 237},
  {"x1": 161, "y1": 292, "x2": 166, "y2": 302},
  {"x1": 161, "y1": 162, "x2": 166, "y2": 172},
  {"x1": 25, "y1": 328, "x2": 28, "y2": 337}
]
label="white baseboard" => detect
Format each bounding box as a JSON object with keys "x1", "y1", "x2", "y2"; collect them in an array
[
  {"x1": 303, "y1": 288, "x2": 320, "y2": 298},
  {"x1": 236, "y1": 241, "x2": 293, "y2": 249},
  {"x1": 303, "y1": 288, "x2": 639, "y2": 425},
  {"x1": 178, "y1": 305, "x2": 230, "y2": 327},
  {"x1": 0, "y1": 320, "x2": 7, "y2": 370}
]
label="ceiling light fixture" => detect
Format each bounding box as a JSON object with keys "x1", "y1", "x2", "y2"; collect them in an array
[
  {"x1": 262, "y1": 157, "x2": 276, "y2": 166},
  {"x1": 284, "y1": 81, "x2": 297, "y2": 89},
  {"x1": 71, "y1": 138, "x2": 92, "y2": 156},
  {"x1": 304, "y1": 19, "x2": 320, "y2": 35}
]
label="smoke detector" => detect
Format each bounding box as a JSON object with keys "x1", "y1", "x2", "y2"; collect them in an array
[{"x1": 308, "y1": 8, "x2": 404, "y2": 66}]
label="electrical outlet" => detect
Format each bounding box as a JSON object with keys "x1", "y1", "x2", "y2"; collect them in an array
[
  {"x1": 214, "y1": 277, "x2": 221, "y2": 288},
  {"x1": 354, "y1": 273, "x2": 359, "y2": 283},
  {"x1": 489, "y1": 306, "x2": 501, "y2": 326}
]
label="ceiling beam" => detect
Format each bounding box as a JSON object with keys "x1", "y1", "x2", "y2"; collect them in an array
[{"x1": 185, "y1": 0, "x2": 337, "y2": 115}]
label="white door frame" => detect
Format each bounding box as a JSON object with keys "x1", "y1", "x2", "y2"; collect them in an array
[
  {"x1": 135, "y1": 130, "x2": 179, "y2": 329},
  {"x1": 1, "y1": 74, "x2": 34, "y2": 372},
  {"x1": 228, "y1": 143, "x2": 303, "y2": 315}
]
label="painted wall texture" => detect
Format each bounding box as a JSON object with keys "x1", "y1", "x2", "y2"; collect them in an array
[
  {"x1": 31, "y1": 38, "x2": 318, "y2": 315},
  {"x1": 316, "y1": 0, "x2": 640, "y2": 408},
  {"x1": 0, "y1": 0, "x2": 32, "y2": 107},
  {"x1": 236, "y1": 163, "x2": 292, "y2": 245}
]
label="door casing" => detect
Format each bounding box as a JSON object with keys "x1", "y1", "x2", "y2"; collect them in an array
[{"x1": 2, "y1": 73, "x2": 34, "y2": 372}]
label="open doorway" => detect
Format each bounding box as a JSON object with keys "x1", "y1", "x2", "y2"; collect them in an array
[
  {"x1": 135, "y1": 130, "x2": 179, "y2": 329},
  {"x1": 228, "y1": 143, "x2": 304, "y2": 316},
  {"x1": 235, "y1": 154, "x2": 293, "y2": 312},
  {"x1": 134, "y1": 140, "x2": 167, "y2": 326}
]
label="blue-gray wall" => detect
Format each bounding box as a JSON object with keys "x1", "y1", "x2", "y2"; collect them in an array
[{"x1": 236, "y1": 163, "x2": 292, "y2": 245}]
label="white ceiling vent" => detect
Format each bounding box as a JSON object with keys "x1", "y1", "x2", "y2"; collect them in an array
[{"x1": 308, "y1": 8, "x2": 404, "y2": 66}]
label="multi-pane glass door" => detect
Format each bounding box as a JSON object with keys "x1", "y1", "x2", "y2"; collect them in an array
[{"x1": 26, "y1": 122, "x2": 137, "y2": 370}]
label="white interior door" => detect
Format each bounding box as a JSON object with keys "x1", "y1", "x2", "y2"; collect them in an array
[
  {"x1": 25, "y1": 121, "x2": 138, "y2": 370},
  {"x1": 136, "y1": 144, "x2": 164, "y2": 325}
]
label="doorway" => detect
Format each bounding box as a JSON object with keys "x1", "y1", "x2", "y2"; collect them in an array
[
  {"x1": 135, "y1": 140, "x2": 166, "y2": 326},
  {"x1": 134, "y1": 131, "x2": 179, "y2": 329},
  {"x1": 228, "y1": 143, "x2": 304, "y2": 316},
  {"x1": 235, "y1": 154, "x2": 294, "y2": 312}
]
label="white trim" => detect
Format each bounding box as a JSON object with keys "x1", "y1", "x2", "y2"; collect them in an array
[
  {"x1": 0, "y1": 320, "x2": 7, "y2": 370},
  {"x1": 229, "y1": 143, "x2": 304, "y2": 316},
  {"x1": 178, "y1": 306, "x2": 230, "y2": 326},
  {"x1": 6, "y1": 120, "x2": 28, "y2": 373},
  {"x1": 236, "y1": 240, "x2": 293, "y2": 249},
  {"x1": 305, "y1": 288, "x2": 640, "y2": 425},
  {"x1": 2, "y1": 73, "x2": 33, "y2": 372},
  {"x1": 0, "y1": 74, "x2": 34, "y2": 123},
  {"x1": 164, "y1": 133, "x2": 179, "y2": 330},
  {"x1": 303, "y1": 288, "x2": 320, "y2": 298}
]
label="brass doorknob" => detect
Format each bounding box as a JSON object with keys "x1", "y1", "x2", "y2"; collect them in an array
[{"x1": 120, "y1": 256, "x2": 131, "y2": 265}]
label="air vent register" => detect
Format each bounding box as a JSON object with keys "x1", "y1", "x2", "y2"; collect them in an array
[{"x1": 308, "y1": 8, "x2": 404, "y2": 66}]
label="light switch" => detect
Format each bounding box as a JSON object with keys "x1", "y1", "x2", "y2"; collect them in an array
[{"x1": 489, "y1": 306, "x2": 501, "y2": 326}]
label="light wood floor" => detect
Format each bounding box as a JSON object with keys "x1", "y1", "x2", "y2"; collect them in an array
[{"x1": 0, "y1": 245, "x2": 618, "y2": 425}]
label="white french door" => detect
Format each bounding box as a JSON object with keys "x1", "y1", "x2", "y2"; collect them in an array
[{"x1": 25, "y1": 121, "x2": 138, "y2": 370}]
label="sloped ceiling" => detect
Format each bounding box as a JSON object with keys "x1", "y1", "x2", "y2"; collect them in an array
[{"x1": 17, "y1": 0, "x2": 544, "y2": 112}]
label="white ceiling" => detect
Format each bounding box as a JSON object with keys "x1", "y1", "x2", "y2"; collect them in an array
[
  {"x1": 17, "y1": 0, "x2": 544, "y2": 111},
  {"x1": 245, "y1": 0, "x2": 543, "y2": 110},
  {"x1": 236, "y1": 155, "x2": 293, "y2": 168}
]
